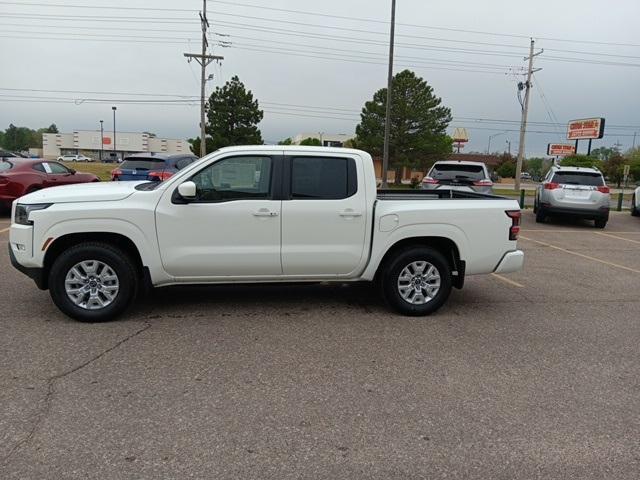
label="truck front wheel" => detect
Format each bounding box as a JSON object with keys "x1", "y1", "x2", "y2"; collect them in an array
[
  {"x1": 381, "y1": 246, "x2": 452, "y2": 316},
  {"x1": 48, "y1": 242, "x2": 138, "y2": 322}
]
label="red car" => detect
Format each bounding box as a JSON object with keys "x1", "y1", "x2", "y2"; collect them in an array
[{"x1": 0, "y1": 158, "x2": 99, "y2": 211}]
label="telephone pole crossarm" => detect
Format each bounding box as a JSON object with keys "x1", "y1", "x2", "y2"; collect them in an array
[{"x1": 183, "y1": 53, "x2": 223, "y2": 67}]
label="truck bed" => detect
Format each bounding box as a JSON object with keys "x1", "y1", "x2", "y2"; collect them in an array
[{"x1": 376, "y1": 188, "x2": 506, "y2": 201}]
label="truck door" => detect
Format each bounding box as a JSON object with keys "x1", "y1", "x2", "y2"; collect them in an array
[
  {"x1": 281, "y1": 154, "x2": 367, "y2": 276},
  {"x1": 155, "y1": 154, "x2": 283, "y2": 278}
]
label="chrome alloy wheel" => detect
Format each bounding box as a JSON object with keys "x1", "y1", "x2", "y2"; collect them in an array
[
  {"x1": 397, "y1": 261, "x2": 441, "y2": 305},
  {"x1": 64, "y1": 260, "x2": 120, "y2": 310}
]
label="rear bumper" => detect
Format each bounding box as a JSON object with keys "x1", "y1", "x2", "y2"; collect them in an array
[
  {"x1": 542, "y1": 204, "x2": 609, "y2": 219},
  {"x1": 494, "y1": 250, "x2": 524, "y2": 274},
  {"x1": 8, "y1": 243, "x2": 46, "y2": 289}
]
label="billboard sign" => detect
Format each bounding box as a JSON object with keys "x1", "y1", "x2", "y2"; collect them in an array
[
  {"x1": 547, "y1": 143, "x2": 576, "y2": 156},
  {"x1": 567, "y1": 118, "x2": 605, "y2": 140},
  {"x1": 452, "y1": 127, "x2": 469, "y2": 143}
]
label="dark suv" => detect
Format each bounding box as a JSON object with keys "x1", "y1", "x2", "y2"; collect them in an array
[{"x1": 111, "y1": 153, "x2": 198, "y2": 181}]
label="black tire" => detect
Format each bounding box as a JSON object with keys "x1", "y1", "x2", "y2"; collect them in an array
[
  {"x1": 535, "y1": 205, "x2": 546, "y2": 223},
  {"x1": 632, "y1": 195, "x2": 639, "y2": 217},
  {"x1": 48, "y1": 242, "x2": 138, "y2": 322},
  {"x1": 594, "y1": 218, "x2": 607, "y2": 229},
  {"x1": 380, "y1": 246, "x2": 452, "y2": 316},
  {"x1": 532, "y1": 200, "x2": 537, "y2": 214}
]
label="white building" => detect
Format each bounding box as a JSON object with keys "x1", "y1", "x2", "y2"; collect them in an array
[
  {"x1": 292, "y1": 132, "x2": 354, "y2": 147},
  {"x1": 42, "y1": 130, "x2": 190, "y2": 161}
]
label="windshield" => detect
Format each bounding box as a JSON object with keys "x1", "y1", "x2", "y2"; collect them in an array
[
  {"x1": 552, "y1": 172, "x2": 604, "y2": 186},
  {"x1": 430, "y1": 163, "x2": 486, "y2": 181},
  {"x1": 0, "y1": 160, "x2": 13, "y2": 171},
  {"x1": 120, "y1": 158, "x2": 166, "y2": 171}
]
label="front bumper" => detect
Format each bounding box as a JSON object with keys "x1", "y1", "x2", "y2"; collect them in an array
[
  {"x1": 494, "y1": 250, "x2": 524, "y2": 274},
  {"x1": 8, "y1": 243, "x2": 46, "y2": 290}
]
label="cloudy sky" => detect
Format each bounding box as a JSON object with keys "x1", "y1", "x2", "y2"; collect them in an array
[{"x1": 1, "y1": 0, "x2": 639, "y2": 156}]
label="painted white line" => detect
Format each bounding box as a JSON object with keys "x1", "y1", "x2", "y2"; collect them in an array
[
  {"x1": 491, "y1": 273, "x2": 525, "y2": 288},
  {"x1": 522, "y1": 229, "x2": 640, "y2": 234},
  {"x1": 520, "y1": 235, "x2": 640, "y2": 274},
  {"x1": 595, "y1": 231, "x2": 640, "y2": 245},
  {"x1": 0, "y1": 227, "x2": 9, "y2": 234}
]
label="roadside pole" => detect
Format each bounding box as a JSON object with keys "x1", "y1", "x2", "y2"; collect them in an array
[
  {"x1": 619, "y1": 164, "x2": 630, "y2": 211},
  {"x1": 515, "y1": 39, "x2": 543, "y2": 192},
  {"x1": 381, "y1": 0, "x2": 396, "y2": 189}
]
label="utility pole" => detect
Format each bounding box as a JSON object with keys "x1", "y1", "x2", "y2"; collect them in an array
[
  {"x1": 184, "y1": 0, "x2": 223, "y2": 158},
  {"x1": 381, "y1": 0, "x2": 396, "y2": 188},
  {"x1": 112, "y1": 106, "x2": 117, "y2": 161},
  {"x1": 515, "y1": 38, "x2": 543, "y2": 191},
  {"x1": 99, "y1": 119, "x2": 103, "y2": 162}
]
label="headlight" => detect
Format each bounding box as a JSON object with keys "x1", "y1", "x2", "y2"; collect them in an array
[{"x1": 15, "y1": 203, "x2": 52, "y2": 225}]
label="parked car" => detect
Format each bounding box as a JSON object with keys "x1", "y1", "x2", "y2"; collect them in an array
[
  {"x1": 111, "y1": 153, "x2": 198, "y2": 181},
  {"x1": 421, "y1": 161, "x2": 493, "y2": 194},
  {"x1": 9, "y1": 146, "x2": 523, "y2": 322},
  {"x1": 534, "y1": 165, "x2": 610, "y2": 228},
  {"x1": 0, "y1": 150, "x2": 28, "y2": 160},
  {"x1": 0, "y1": 159, "x2": 99, "y2": 211},
  {"x1": 520, "y1": 172, "x2": 532, "y2": 181},
  {"x1": 58, "y1": 154, "x2": 93, "y2": 162},
  {"x1": 632, "y1": 186, "x2": 640, "y2": 217}
]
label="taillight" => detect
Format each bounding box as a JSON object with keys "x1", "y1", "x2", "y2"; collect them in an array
[
  {"x1": 111, "y1": 168, "x2": 122, "y2": 180},
  {"x1": 422, "y1": 177, "x2": 438, "y2": 184},
  {"x1": 473, "y1": 179, "x2": 493, "y2": 187},
  {"x1": 544, "y1": 182, "x2": 560, "y2": 190},
  {"x1": 506, "y1": 210, "x2": 521, "y2": 241},
  {"x1": 596, "y1": 186, "x2": 610, "y2": 194},
  {"x1": 148, "y1": 171, "x2": 174, "y2": 181}
]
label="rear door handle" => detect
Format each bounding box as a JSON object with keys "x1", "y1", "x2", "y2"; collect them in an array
[
  {"x1": 253, "y1": 208, "x2": 278, "y2": 217},
  {"x1": 339, "y1": 209, "x2": 362, "y2": 217}
]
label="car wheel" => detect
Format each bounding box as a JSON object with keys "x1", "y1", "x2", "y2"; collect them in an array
[
  {"x1": 594, "y1": 218, "x2": 607, "y2": 229},
  {"x1": 632, "y1": 195, "x2": 639, "y2": 217},
  {"x1": 380, "y1": 246, "x2": 452, "y2": 316},
  {"x1": 535, "y1": 205, "x2": 546, "y2": 223},
  {"x1": 48, "y1": 242, "x2": 138, "y2": 322},
  {"x1": 533, "y1": 197, "x2": 538, "y2": 214}
]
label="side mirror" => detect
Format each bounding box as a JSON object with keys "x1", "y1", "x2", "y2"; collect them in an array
[
  {"x1": 177, "y1": 181, "x2": 197, "y2": 200},
  {"x1": 69, "y1": 169, "x2": 76, "y2": 175}
]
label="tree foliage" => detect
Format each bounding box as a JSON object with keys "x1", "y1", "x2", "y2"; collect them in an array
[
  {"x1": 189, "y1": 76, "x2": 263, "y2": 155},
  {"x1": 0, "y1": 123, "x2": 58, "y2": 151},
  {"x1": 526, "y1": 157, "x2": 551, "y2": 181},
  {"x1": 355, "y1": 69, "x2": 452, "y2": 183},
  {"x1": 495, "y1": 153, "x2": 516, "y2": 178},
  {"x1": 625, "y1": 147, "x2": 640, "y2": 182},
  {"x1": 560, "y1": 154, "x2": 603, "y2": 170},
  {"x1": 590, "y1": 146, "x2": 618, "y2": 162},
  {"x1": 299, "y1": 137, "x2": 321, "y2": 146},
  {"x1": 278, "y1": 137, "x2": 293, "y2": 145},
  {"x1": 603, "y1": 152, "x2": 625, "y2": 187}
]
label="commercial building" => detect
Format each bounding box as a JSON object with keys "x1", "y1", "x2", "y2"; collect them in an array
[{"x1": 42, "y1": 130, "x2": 190, "y2": 161}]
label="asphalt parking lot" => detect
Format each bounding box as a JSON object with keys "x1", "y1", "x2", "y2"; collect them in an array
[{"x1": 1, "y1": 211, "x2": 640, "y2": 479}]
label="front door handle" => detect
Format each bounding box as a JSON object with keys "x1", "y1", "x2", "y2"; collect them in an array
[
  {"x1": 339, "y1": 209, "x2": 362, "y2": 217},
  {"x1": 253, "y1": 208, "x2": 278, "y2": 217}
]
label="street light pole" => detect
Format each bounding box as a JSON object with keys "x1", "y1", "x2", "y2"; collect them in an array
[
  {"x1": 487, "y1": 132, "x2": 506, "y2": 154},
  {"x1": 112, "y1": 106, "x2": 117, "y2": 162},
  {"x1": 99, "y1": 120, "x2": 103, "y2": 162},
  {"x1": 381, "y1": 0, "x2": 396, "y2": 188}
]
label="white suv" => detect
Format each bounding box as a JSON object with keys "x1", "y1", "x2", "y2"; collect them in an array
[{"x1": 534, "y1": 165, "x2": 610, "y2": 228}]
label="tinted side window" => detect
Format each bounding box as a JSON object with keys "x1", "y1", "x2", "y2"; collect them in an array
[
  {"x1": 291, "y1": 157, "x2": 357, "y2": 200},
  {"x1": 190, "y1": 156, "x2": 272, "y2": 202},
  {"x1": 32, "y1": 163, "x2": 46, "y2": 173},
  {"x1": 176, "y1": 157, "x2": 193, "y2": 170},
  {"x1": 48, "y1": 162, "x2": 71, "y2": 174}
]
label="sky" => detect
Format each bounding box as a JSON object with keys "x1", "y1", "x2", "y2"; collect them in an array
[{"x1": 1, "y1": 0, "x2": 639, "y2": 157}]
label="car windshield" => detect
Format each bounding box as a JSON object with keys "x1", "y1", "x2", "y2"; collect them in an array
[
  {"x1": 552, "y1": 172, "x2": 604, "y2": 186},
  {"x1": 430, "y1": 164, "x2": 485, "y2": 180},
  {"x1": 0, "y1": 160, "x2": 13, "y2": 171},
  {"x1": 120, "y1": 158, "x2": 166, "y2": 171}
]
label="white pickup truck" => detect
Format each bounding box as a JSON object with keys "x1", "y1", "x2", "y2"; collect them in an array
[{"x1": 9, "y1": 146, "x2": 524, "y2": 322}]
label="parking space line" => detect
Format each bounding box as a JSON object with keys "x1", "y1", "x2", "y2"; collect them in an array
[
  {"x1": 595, "y1": 232, "x2": 640, "y2": 245},
  {"x1": 520, "y1": 235, "x2": 640, "y2": 274},
  {"x1": 522, "y1": 229, "x2": 640, "y2": 234},
  {"x1": 491, "y1": 273, "x2": 524, "y2": 288},
  {"x1": 0, "y1": 227, "x2": 9, "y2": 233}
]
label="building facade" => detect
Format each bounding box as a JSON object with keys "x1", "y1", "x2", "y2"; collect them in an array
[{"x1": 42, "y1": 131, "x2": 190, "y2": 161}]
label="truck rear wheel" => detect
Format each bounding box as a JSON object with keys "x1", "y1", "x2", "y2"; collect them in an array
[
  {"x1": 380, "y1": 246, "x2": 452, "y2": 316},
  {"x1": 48, "y1": 242, "x2": 138, "y2": 322}
]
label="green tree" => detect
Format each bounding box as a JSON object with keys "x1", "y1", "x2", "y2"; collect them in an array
[
  {"x1": 299, "y1": 137, "x2": 321, "y2": 146},
  {"x1": 526, "y1": 157, "x2": 550, "y2": 181},
  {"x1": 603, "y1": 152, "x2": 625, "y2": 187},
  {"x1": 278, "y1": 137, "x2": 293, "y2": 145},
  {"x1": 355, "y1": 69, "x2": 452, "y2": 184},
  {"x1": 626, "y1": 148, "x2": 640, "y2": 182},
  {"x1": 189, "y1": 75, "x2": 264, "y2": 155},
  {"x1": 560, "y1": 154, "x2": 603, "y2": 170},
  {"x1": 590, "y1": 146, "x2": 618, "y2": 162}
]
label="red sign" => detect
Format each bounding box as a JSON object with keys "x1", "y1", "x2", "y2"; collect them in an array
[
  {"x1": 567, "y1": 118, "x2": 605, "y2": 140},
  {"x1": 547, "y1": 143, "x2": 576, "y2": 156},
  {"x1": 102, "y1": 137, "x2": 111, "y2": 145}
]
